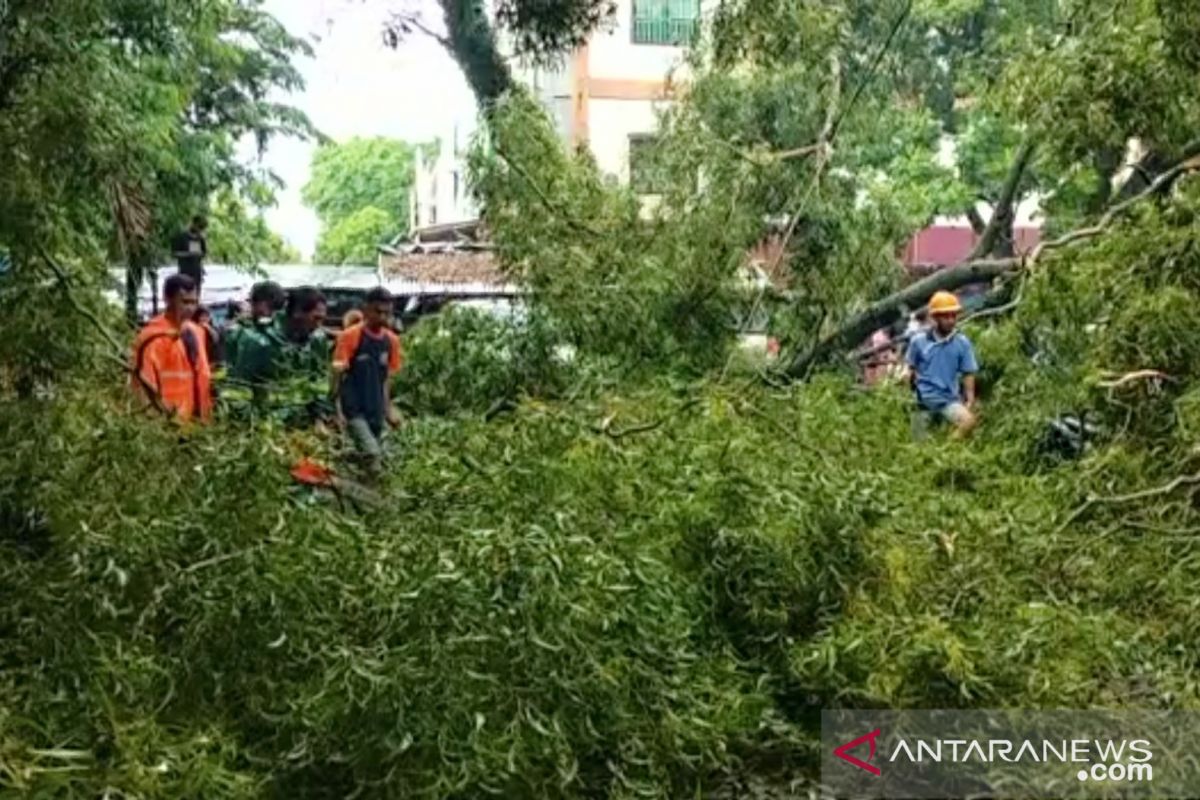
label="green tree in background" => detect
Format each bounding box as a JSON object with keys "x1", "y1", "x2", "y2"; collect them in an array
[
  {"x1": 302, "y1": 137, "x2": 424, "y2": 263},
  {"x1": 0, "y1": 0, "x2": 314, "y2": 362},
  {"x1": 313, "y1": 206, "x2": 394, "y2": 265},
  {"x1": 207, "y1": 190, "x2": 302, "y2": 267}
]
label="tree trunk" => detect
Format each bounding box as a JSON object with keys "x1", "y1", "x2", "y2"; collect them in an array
[
  {"x1": 437, "y1": 0, "x2": 513, "y2": 106},
  {"x1": 124, "y1": 262, "x2": 141, "y2": 326},
  {"x1": 967, "y1": 138, "x2": 1035, "y2": 260}
]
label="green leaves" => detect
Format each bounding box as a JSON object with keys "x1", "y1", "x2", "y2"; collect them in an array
[
  {"x1": 301, "y1": 136, "x2": 431, "y2": 264},
  {"x1": 312, "y1": 207, "x2": 395, "y2": 266},
  {"x1": 0, "y1": 0, "x2": 313, "y2": 326}
]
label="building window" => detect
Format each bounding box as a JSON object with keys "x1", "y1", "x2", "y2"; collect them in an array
[
  {"x1": 629, "y1": 134, "x2": 666, "y2": 194},
  {"x1": 632, "y1": 0, "x2": 700, "y2": 45}
]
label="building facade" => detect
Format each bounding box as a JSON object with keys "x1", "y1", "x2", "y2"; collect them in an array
[
  {"x1": 409, "y1": 0, "x2": 704, "y2": 231},
  {"x1": 409, "y1": 119, "x2": 478, "y2": 232}
]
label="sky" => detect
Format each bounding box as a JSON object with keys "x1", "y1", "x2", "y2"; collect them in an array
[{"x1": 249, "y1": 0, "x2": 477, "y2": 259}]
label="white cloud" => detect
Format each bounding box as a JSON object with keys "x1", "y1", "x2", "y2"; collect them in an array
[{"x1": 244, "y1": 0, "x2": 476, "y2": 259}]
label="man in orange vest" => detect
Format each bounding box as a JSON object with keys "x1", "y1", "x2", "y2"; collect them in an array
[{"x1": 132, "y1": 274, "x2": 213, "y2": 422}]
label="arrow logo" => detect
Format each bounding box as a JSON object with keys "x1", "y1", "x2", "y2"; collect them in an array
[{"x1": 834, "y1": 728, "x2": 883, "y2": 776}]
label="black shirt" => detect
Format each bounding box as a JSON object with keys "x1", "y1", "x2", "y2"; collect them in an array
[
  {"x1": 339, "y1": 327, "x2": 399, "y2": 430},
  {"x1": 171, "y1": 229, "x2": 207, "y2": 278}
]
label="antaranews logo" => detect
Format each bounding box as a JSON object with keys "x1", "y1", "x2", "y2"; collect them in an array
[{"x1": 834, "y1": 728, "x2": 883, "y2": 776}]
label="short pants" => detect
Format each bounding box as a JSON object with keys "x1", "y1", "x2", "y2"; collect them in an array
[{"x1": 911, "y1": 402, "x2": 972, "y2": 441}]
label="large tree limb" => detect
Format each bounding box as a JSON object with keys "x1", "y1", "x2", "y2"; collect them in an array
[{"x1": 965, "y1": 138, "x2": 1036, "y2": 261}]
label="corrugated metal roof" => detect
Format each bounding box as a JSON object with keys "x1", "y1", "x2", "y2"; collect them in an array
[{"x1": 106, "y1": 263, "x2": 520, "y2": 317}]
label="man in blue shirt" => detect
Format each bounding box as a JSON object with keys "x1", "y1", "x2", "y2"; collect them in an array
[{"x1": 906, "y1": 291, "x2": 979, "y2": 439}]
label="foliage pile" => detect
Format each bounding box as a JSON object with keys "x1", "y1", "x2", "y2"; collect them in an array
[
  {"x1": 395, "y1": 306, "x2": 587, "y2": 417},
  {"x1": 9, "y1": 194, "x2": 1200, "y2": 794}
]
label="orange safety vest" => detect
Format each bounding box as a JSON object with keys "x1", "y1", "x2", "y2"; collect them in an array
[{"x1": 131, "y1": 314, "x2": 213, "y2": 422}]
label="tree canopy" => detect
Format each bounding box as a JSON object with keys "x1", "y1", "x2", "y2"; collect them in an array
[
  {"x1": 302, "y1": 137, "x2": 425, "y2": 264},
  {"x1": 0, "y1": 0, "x2": 315, "y2": 322},
  {"x1": 207, "y1": 191, "x2": 302, "y2": 267},
  {"x1": 313, "y1": 206, "x2": 396, "y2": 265}
]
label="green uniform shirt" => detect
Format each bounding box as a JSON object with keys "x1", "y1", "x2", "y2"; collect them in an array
[
  {"x1": 228, "y1": 315, "x2": 332, "y2": 425},
  {"x1": 223, "y1": 317, "x2": 271, "y2": 369}
]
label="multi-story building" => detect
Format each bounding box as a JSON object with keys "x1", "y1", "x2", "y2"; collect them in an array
[
  {"x1": 409, "y1": 118, "x2": 477, "y2": 232},
  {"x1": 409, "y1": 0, "x2": 704, "y2": 231}
]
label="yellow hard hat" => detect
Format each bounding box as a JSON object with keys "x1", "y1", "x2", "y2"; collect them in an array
[{"x1": 928, "y1": 291, "x2": 962, "y2": 315}]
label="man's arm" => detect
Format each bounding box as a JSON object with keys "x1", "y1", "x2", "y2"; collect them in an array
[
  {"x1": 330, "y1": 330, "x2": 354, "y2": 426},
  {"x1": 905, "y1": 340, "x2": 920, "y2": 390},
  {"x1": 385, "y1": 332, "x2": 403, "y2": 427},
  {"x1": 960, "y1": 339, "x2": 980, "y2": 407},
  {"x1": 962, "y1": 374, "x2": 977, "y2": 408}
]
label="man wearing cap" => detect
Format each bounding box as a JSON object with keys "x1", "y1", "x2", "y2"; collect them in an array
[{"x1": 907, "y1": 291, "x2": 979, "y2": 439}]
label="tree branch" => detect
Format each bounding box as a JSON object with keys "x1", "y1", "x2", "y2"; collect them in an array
[
  {"x1": 492, "y1": 144, "x2": 604, "y2": 237},
  {"x1": 966, "y1": 137, "x2": 1036, "y2": 261},
  {"x1": 39, "y1": 247, "x2": 129, "y2": 357},
  {"x1": 1026, "y1": 149, "x2": 1200, "y2": 266},
  {"x1": 386, "y1": 11, "x2": 452, "y2": 48},
  {"x1": 965, "y1": 206, "x2": 987, "y2": 235},
  {"x1": 767, "y1": 51, "x2": 842, "y2": 277},
  {"x1": 39, "y1": 247, "x2": 172, "y2": 416},
  {"x1": 826, "y1": 0, "x2": 913, "y2": 145},
  {"x1": 1096, "y1": 370, "x2": 1172, "y2": 390},
  {"x1": 1056, "y1": 471, "x2": 1200, "y2": 536}
]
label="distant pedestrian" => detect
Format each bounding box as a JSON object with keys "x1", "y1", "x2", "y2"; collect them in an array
[
  {"x1": 131, "y1": 274, "x2": 212, "y2": 423},
  {"x1": 862, "y1": 329, "x2": 896, "y2": 386},
  {"x1": 171, "y1": 215, "x2": 208, "y2": 290},
  {"x1": 332, "y1": 288, "x2": 403, "y2": 478},
  {"x1": 908, "y1": 291, "x2": 978, "y2": 440}
]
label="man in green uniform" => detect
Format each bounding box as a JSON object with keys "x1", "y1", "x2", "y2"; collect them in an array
[
  {"x1": 224, "y1": 281, "x2": 285, "y2": 368},
  {"x1": 229, "y1": 286, "x2": 333, "y2": 426}
]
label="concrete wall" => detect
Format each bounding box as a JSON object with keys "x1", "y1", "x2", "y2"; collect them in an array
[
  {"x1": 412, "y1": 0, "x2": 706, "y2": 218},
  {"x1": 588, "y1": 0, "x2": 691, "y2": 82},
  {"x1": 586, "y1": 97, "x2": 664, "y2": 180}
]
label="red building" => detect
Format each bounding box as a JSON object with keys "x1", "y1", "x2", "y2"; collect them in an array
[{"x1": 903, "y1": 223, "x2": 1041, "y2": 273}]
